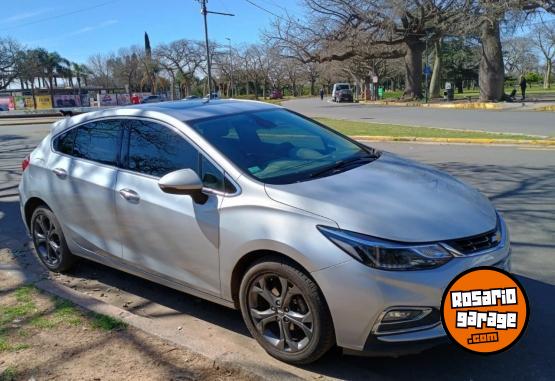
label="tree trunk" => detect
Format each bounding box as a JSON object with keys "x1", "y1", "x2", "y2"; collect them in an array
[
  {"x1": 479, "y1": 19, "x2": 505, "y2": 101},
  {"x1": 48, "y1": 76, "x2": 55, "y2": 107},
  {"x1": 403, "y1": 39, "x2": 425, "y2": 99},
  {"x1": 31, "y1": 82, "x2": 36, "y2": 109},
  {"x1": 544, "y1": 60, "x2": 552, "y2": 89},
  {"x1": 429, "y1": 40, "x2": 442, "y2": 98},
  {"x1": 456, "y1": 79, "x2": 464, "y2": 93}
]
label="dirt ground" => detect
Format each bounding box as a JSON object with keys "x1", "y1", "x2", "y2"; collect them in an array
[{"x1": 0, "y1": 274, "x2": 258, "y2": 381}]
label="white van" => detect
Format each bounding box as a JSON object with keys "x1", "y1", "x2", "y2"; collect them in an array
[{"x1": 331, "y1": 83, "x2": 353, "y2": 102}]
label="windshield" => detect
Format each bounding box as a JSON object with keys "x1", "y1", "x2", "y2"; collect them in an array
[
  {"x1": 188, "y1": 109, "x2": 379, "y2": 184},
  {"x1": 335, "y1": 84, "x2": 350, "y2": 90}
]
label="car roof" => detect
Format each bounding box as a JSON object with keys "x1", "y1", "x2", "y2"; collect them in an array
[{"x1": 51, "y1": 99, "x2": 280, "y2": 135}]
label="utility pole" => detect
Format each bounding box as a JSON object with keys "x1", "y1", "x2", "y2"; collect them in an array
[
  {"x1": 196, "y1": 0, "x2": 234, "y2": 99},
  {"x1": 226, "y1": 37, "x2": 233, "y2": 97}
]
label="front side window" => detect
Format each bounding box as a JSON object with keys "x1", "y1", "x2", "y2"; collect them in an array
[
  {"x1": 189, "y1": 109, "x2": 376, "y2": 184},
  {"x1": 126, "y1": 120, "x2": 199, "y2": 178},
  {"x1": 200, "y1": 156, "x2": 236, "y2": 193},
  {"x1": 54, "y1": 120, "x2": 122, "y2": 166}
]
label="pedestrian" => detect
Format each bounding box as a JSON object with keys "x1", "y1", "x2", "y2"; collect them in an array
[
  {"x1": 319, "y1": 87, "x2": 324, "y2": 101},
  {"x1": 519, "y1": 75, "x2": 527, "y2": 101}
]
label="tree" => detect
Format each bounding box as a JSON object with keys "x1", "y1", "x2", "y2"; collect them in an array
[
  {"x1": 108, "y1": 49, "x2": 142, "y2": 96},
  {"x1": 155, "y1": 39, "x2": 205, "y2": 97},
  {"x1": 36, "y1": 50, "x2": 70, "y2": 104},
  {"x1": 503, "y1": 36, "x2": 539, "y2": 78},
  {"x1": 442, "y1": 37, "x2": 480, "y2": 93},
  {"x1": 88, "y1": 53, "x2": 114, "y2": 88},
  {"x1": 268, "y1": 0, "x2": 469, "y2": 99},
  {"x1": 0, "y1": 38, "x2": 21, "y2": 90},
  {"x1": 530, "y1": 20, "x2": 555, "y2": 88}
]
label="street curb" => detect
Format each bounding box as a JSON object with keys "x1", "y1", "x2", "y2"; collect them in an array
[
  {"x1": 359, "y1": 100, "x2": 555, "y2": 111},
  {"x1": 30, "y1": 278, "x2": 308, "y2": 381},
  {"x1": 351, "y1": 135, "x2": 555, "y2": 146},
  {"x1": 535, "y1": 105, "x2": 555, "y2": 112},
  {"x1": 0, "y1": 118, "x2": 62, "y2": 126}
]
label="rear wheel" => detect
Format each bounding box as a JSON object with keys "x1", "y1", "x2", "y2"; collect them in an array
[
  {"x1": 31, "y1": 206, "x2": 76, "y2": 272},
  {"x1": 239, "y1": 259, "x2": 335, "y2": 364}
]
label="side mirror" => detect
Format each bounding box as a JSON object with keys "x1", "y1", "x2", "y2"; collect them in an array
[{"x1": 158, "y1": 169, "x2": 208, "y2": 204}]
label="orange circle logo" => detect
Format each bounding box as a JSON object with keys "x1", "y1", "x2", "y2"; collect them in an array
[{"x1": 441, "y1": 267, "x2": 529, "y2": 354}]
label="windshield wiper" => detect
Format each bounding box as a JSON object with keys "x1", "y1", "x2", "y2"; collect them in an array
[{"x1": 308, "y1": 153, "x2": 377, "y2": 179}]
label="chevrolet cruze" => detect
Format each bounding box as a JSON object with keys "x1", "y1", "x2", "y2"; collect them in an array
[{"x1": 19, "y1": 100, "x2": 510, "y2": 364}]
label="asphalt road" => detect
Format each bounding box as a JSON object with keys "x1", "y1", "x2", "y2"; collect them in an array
[
  {"x1": 283, "y1": 98, "x2": 555, "y2": 137},
  {"x1": 1, "y1": 123, "x2": 554, "y2": 380}
]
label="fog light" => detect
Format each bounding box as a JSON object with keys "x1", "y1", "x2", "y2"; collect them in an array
[
  {"x1": 382, "y1": 309, "x2": 427, "y2": 322},
  {"x1": 373, "y1": 307, "x2": 439, "y2": 335}
]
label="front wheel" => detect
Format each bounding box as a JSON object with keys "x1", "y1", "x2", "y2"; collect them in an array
[
  {"x1": 239, "y1": 259, "x2": 335, "y2": 364},
  {"x1": 31, "y1": 206, "x2": 76, "y2": 272}
]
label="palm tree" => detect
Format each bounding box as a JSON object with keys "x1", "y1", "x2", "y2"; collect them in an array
[
  {"x1": 36, "y1": 50, "x2": 70, "y2": 105},
  {"x1": 72, "y1": 63, "x2": 91, "y2": 95}
]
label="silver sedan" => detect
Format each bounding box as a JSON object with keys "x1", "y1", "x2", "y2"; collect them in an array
[{"x1": 19, "y1": 99, "x2": 510, "y2": 364}]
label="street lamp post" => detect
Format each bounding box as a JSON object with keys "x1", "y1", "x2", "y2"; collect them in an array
[
  {"x1": 226, "y1": 37, "x2": 233, "y2": 97},
  {"x1": 196, "y1": 0, "x2": 234, "y2": 99}
]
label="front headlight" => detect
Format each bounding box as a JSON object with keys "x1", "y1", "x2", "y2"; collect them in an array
[{"x1": 318, "y1": 226, "x2": 453, "y2": 270}]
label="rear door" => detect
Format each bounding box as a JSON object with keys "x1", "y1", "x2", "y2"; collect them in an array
[
  {"x1": 49, "y1": 119, "x2": 124, "y2": 257},
  {"x1": 115, "y1": 119, "x2": 227, "y2": 296}
]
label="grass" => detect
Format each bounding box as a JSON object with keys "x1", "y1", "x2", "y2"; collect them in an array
[
  {"x1": 91, "y1": 313, "x2": 127, "y2": 331},
  {"x1": 0, "y1": 367, "x2": 18, "y2": 381},
  {"x1": 0, "y1": 285, "x2": 124, "y2": 356},
  {"x1": 314, "y1": 117, "x2": 545, "y2": 140},
  {"x1": 30, "y1": 299, "x2": 82, "y2": 329}
]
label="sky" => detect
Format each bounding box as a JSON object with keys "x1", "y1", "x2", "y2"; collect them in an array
[{"x1": 0, "y1": 0, "x2": 301, "y2": 63}]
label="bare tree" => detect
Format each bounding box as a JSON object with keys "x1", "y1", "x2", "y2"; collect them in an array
[
  {"x1": 530, "y1": 19, "x2": 555, "y2": 88},
  {"x1": 503, "y1": 36, "x2": 539, "y2": 77},
  {"x1": 88, "y1": 54, "x2": 115, "y2": 88},
  {"x1": 0, "y1": 38, "x2": 21, "y2": 90},
  {"x1": 267, "y1": 0, "x2": 469, "y2": 99}
]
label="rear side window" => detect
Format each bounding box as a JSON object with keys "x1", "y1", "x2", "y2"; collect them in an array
[
  {"x1": 126, "y1": 120, "x2": 199, "y2": 178},
  {"x1": 72, "y1": 120, "x2": 123, "y2": 166},
  {"x1": 53, "y1": 128, "x2": 77, "y2": 155}
]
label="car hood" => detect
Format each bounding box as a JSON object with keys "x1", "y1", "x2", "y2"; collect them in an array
[{"x1": 264, "y1": 152, "x2": 497, "y2": 242}]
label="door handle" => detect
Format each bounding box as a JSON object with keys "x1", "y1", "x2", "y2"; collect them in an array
[
  {"x1": 52, "y1": 168, "x2": 67, "y2": 178},
  {"x1": 119, "y1": 188, "x2": 140, "y2": 203}
]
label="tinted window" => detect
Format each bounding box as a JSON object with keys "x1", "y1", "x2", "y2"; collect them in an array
[
  {"x1": 189, "y1": 109, "x2": 373, "y2": 184},
  {"x1": 72, "y1": 120, "x2": 122, "y2": 166},
  {"x1": 126, "y1": 120, "x2": 198, "y2": 177},
  {"x1": 53, "y1": 128, "x2": 77, "y2": 155},
  {"x1": 200, "y1": 156, "x2": 236, "y2": 193}
]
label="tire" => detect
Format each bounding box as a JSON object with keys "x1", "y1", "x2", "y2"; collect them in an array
[
  {"x1": 239, "y1": 258, "x2": 335, "y2": 364},
  {"x1": 31, "y1": 206, "x2": 76, "y2": 272}
]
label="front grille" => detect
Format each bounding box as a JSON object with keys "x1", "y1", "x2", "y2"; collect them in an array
[{"x1": 445, "y1": 222, "x2": 502, "y2": 255}]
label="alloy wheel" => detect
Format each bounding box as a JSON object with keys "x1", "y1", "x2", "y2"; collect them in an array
[
  {"x1": 247, "y1": 273, "x2": 314, "y2": 353},
  {"x1": 33, "y1": 213, "x2": 62, "y2": 267}
]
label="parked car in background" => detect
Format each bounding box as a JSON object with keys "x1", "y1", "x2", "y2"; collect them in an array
[
  {"x1": 141, "y1": 95, "x2": 164, "y2": 104},
  {"x1": 331, "y1": 83, "x2": 353, "y2": 102},
  {"x1": 205, "y1": 92, "x2": 219, "y2": 100},
  {"x1": 183, "y1": 95, "x2": 200, "y2": 101},
  {"x1": 0, "y1": 104, "x2": 8, "y2": 111},
  {"x1": 270, "y1": 89, "x2": 283, "y2": 99},
  {"x1": 20, "y1": 100, "x2": 510, "y2": 365}
]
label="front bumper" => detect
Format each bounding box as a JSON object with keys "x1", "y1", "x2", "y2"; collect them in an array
[{"x1": 311, "y1": 218, "x2": 511, "y2": 354}]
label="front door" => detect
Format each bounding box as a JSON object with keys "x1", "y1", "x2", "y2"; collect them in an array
[{"x1": 115, "y1": 119, "x2": 223, "y2": 296}]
